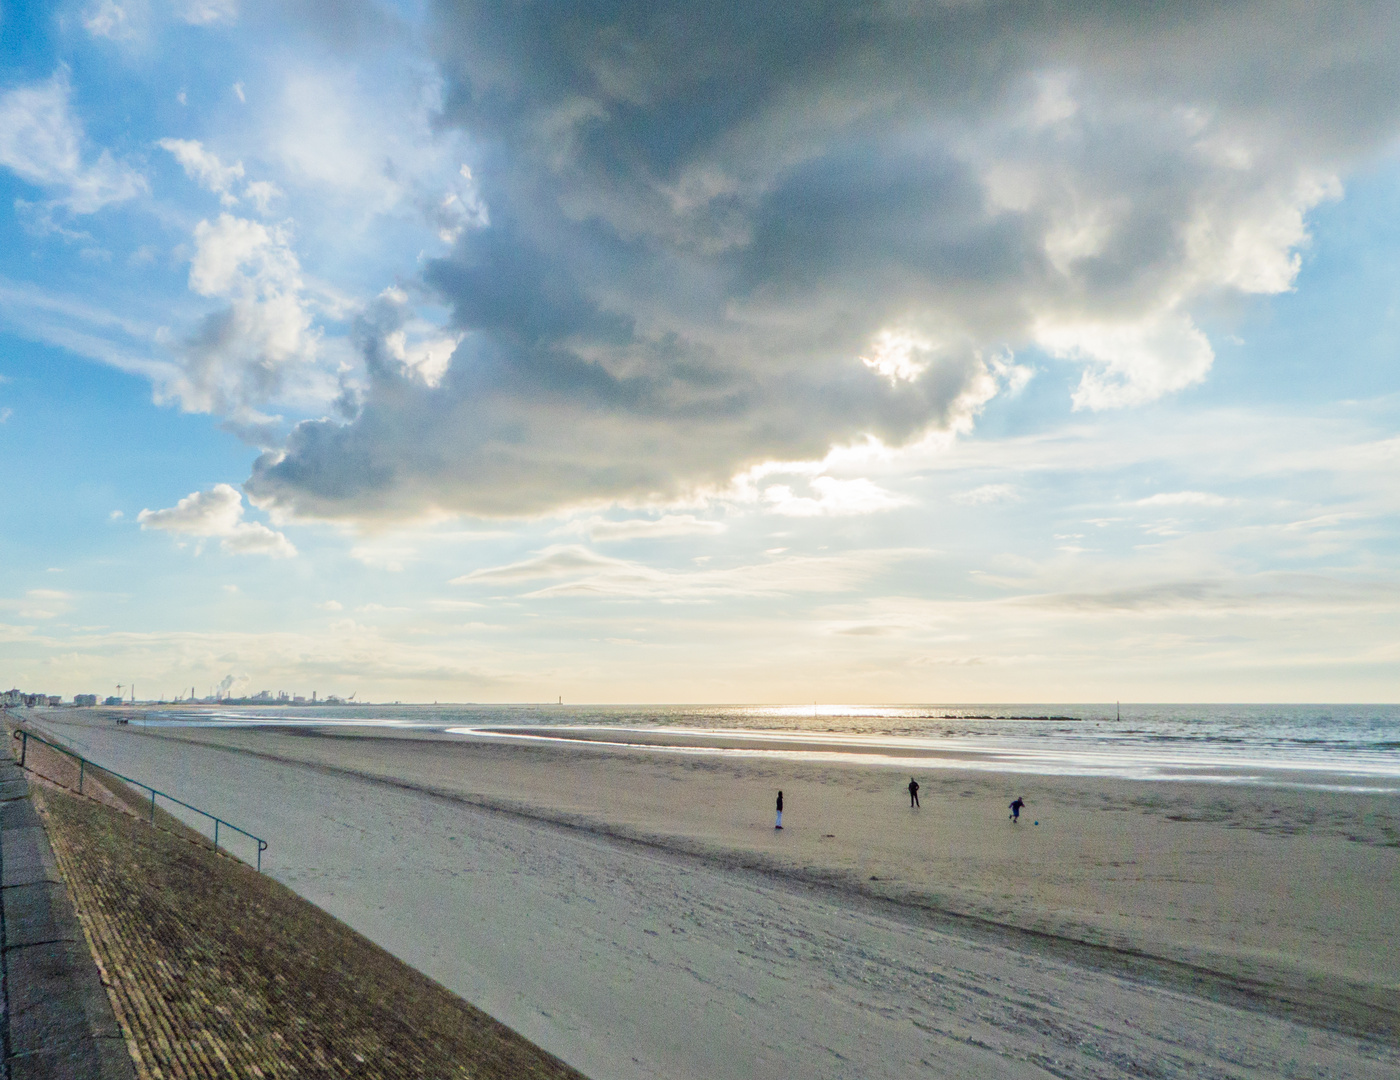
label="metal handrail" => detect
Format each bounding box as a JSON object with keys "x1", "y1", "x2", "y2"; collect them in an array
[{"x1": 13, "y1": 727, "x2": 269, "y2": 872}]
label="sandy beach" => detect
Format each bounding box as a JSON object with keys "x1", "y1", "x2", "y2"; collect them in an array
[{"x1": 26, "y1": 710, "x2": 1400, "y2": 1079}]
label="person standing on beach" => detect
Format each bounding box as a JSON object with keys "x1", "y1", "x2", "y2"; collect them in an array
[
  {"x1": 1009, "y1": 796, "x2": 1025, "y2": 822},
  {"x1": 908, "y1": 777, "x2": 920, "y2": 808},
  {"x1": 775, "y1": 790, "x2": 784, "y2": 829}
]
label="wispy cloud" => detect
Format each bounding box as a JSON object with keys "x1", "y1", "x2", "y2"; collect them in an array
[
  {"x1": 953, "y1": 484, "x2": 1020, "y2": 506},
  {"x1": 158, "y1": 138, "x2": 245, "y2": 206},
  {"x1": 0, "y1": 69, "x2": 147, "y2": 217},
  {"x1": 762, "y1": 477, "x2": 910, "y2": 518},
  {"x1": 0, "y1": 590, "x2": 73, "y2": 620},
  {"x1": 1136, "y1": 491, "x2": 1236, "y2": 508},
  {"x1": 563, "y1": 515, "x2": 727, "y2": 542},
  {"x1": 453, "y1": 545, "x2": 913, "y2": 601}
]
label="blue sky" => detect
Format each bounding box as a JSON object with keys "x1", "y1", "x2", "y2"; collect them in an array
[{"x1": 1, "y1": 0, "x2": 1398, "y2": 703}]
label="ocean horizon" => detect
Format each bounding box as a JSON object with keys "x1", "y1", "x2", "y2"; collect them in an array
[{"x1": 115, "y1": 702, "x2": 1400, "y2": 793}]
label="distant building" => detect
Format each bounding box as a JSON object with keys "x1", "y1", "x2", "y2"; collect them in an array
[
  {"x1": 104, "y1": 696, "x2": 124, "y2": 706},
  {"x1": 293, "y1": 695, "x2": 306, "y2": 703},
  {"x1": 74, "y1": 694, "x2": 98, "y2": 706},
  {"x1": 46, "y1": 696, "x2": 60, "y2": 706},
  {"x1": 2, "y1": 690, "x2": 61, "y2": 707}
]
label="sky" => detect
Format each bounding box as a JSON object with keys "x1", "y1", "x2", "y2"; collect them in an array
[{"x1": 1, "y1": 0, "x2": 1398, "y2": 704}]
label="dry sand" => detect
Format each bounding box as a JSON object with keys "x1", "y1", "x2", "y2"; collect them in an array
[{"x1": 27, "y1": 711, "x2": 1400, "y2": 1079}]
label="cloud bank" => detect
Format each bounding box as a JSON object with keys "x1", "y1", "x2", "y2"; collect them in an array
[{"x1": 235, "y1": 1, "x2": 1400, "y2": 521}]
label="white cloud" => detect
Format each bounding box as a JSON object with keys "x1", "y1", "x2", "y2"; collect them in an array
[
  {"x1": 0, "y1": 279, "x2": 182, "y2": 392},
  {"x1": 383, "y1": 323, "x2": 462, "y2": 389},
  {"x1": 425, "y1": 599, "x2": 485, "y2": 611},
  {"x1": 0, "y1": 70, "x2": 146, "y2": 216},
  {"x1": 566, "y1": 515, "x2": 728, "y2": 542},
  {"x1": 0, "y1": 590, "x2": 73, "y2": 620},
  {"x1": 1036, "y1": 312, "x2": 1218, "y2": 411},
  {"x1": 348, "y1": 544, "x2": 414, "y2": 572},
  {"x1": 138, "y1": 483, "x2": 296, "y2": 557},
  {"x1": 0, "y1": 408, "x2": 11, "y2": 424},
  {"x1": 451, "y1": 544, "x2": 906, "y2": 601},
  {"x1": 763, "y1": 477, "x2": 909, "y2": 517},
  {"x1": 318, "y1": 600, "x2": 343, "y2": 611},
  {"x1": 861, "y1": 329, "x2": 935, "y2": 385},
  {"x1": 177, "y1": 0, "x2": 237, "y2": 27},
  {"x1": 170, "y1": 213, "x2": 321, "y2": 417},
  {"x1": 243, "y1": 180, "x2": 281, "y2": 214},
  {"x1": 188, "y1": 214, "x2": 292, "y2": 297},
  {"x1": 157, "y1": 138, "x2": 244, "y2": 205},
  {"x1": 1137, "y1": 491, "x2": 1236, "y2": 508},
  {"x1": 452, "y1": 546, "x2": 619, "y2": 585},
  {"x1": 954, "y1": 484, "x2": 1021, "y2": 506},
  {"x1": 83, "y1": 1, "x2": 135, "y2": 40}
]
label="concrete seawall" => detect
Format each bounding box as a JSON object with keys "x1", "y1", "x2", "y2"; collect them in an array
[{"x1": 0, "y1": 756, "x2": 133, "y2": 1079}]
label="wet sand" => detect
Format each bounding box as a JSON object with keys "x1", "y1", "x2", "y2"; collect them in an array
[{"x1": 26, "y1": 711, "x2": 1400, "y2": 1078}]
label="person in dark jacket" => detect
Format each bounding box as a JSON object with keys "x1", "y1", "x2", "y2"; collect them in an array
[
  {"x1": 908, "y1": 777, "x2": 920, "y2": 808},
  {"x1": 1009, "y1": 796, "x2": 1026, "y2": 822},
  {"x1": 775, "y1": 790, "x2": 784, "y2": 829}
]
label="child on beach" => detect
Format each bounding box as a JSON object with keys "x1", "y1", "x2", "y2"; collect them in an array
[
  {"x1": 1009, "y1": 797, "x2": 1025, "y2": 822},
  {"x1": 908, "y1": 777, "x2": 920, "y2": 807},
  {"x1": 775, "y1": 790, "x2": 783, "y2": 829}
]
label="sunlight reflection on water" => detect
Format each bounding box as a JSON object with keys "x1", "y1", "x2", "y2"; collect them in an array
[{"x1": 130, "y1": 702, "x2": 1400, "y2": 791}]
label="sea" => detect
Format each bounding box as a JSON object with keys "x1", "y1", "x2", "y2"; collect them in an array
[{"x1": 128, "y1": 702, "x2": 1400, "y2": 794}]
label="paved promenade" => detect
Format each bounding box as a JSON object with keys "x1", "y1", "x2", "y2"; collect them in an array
[{"x1": 0, "y1": 755, "x2": 133, "y2": 1079}]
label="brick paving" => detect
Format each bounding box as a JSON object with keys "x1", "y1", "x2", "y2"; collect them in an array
[{"x1": 32, "y1": 782, "x2": 589, "y2": 1080}]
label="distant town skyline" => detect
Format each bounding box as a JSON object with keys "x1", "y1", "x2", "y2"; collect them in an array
[{"x1": 2, "y1": 2, "x2": 1399, "y2": 703}]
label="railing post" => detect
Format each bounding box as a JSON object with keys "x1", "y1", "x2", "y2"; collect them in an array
[
  {"x1": 258, "y1": 839, "x2": 267, "y2": 873},
  {"x1": 213, "y1": 819, "x2": 219, "y2": 852},
  {"x1": 19, "y1": 731, "x2": 26, "y2": 768},
  {"x1": 150, "y1": 789, "x2": 156, "y2": 822}
]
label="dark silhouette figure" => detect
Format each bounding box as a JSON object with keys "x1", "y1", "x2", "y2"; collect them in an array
[
  {"x1": 1009, "y1": 797, "x2": 1026, "y2": 822},
  {"x1": 908, "y1": 778, "x2": 920, "y2": 807},
  {"x1": 775, "y1": 790, "x2": 784, "y2": 829}
]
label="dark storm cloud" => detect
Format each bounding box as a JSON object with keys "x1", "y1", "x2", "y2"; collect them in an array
[{"x1": 247, "y1": 1, "x2": 1400, "y2": 519}]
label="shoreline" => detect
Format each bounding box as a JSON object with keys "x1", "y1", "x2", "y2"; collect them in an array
[{"x1": 109, "y1": 705, "x2": 1400, "y2": 792}]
